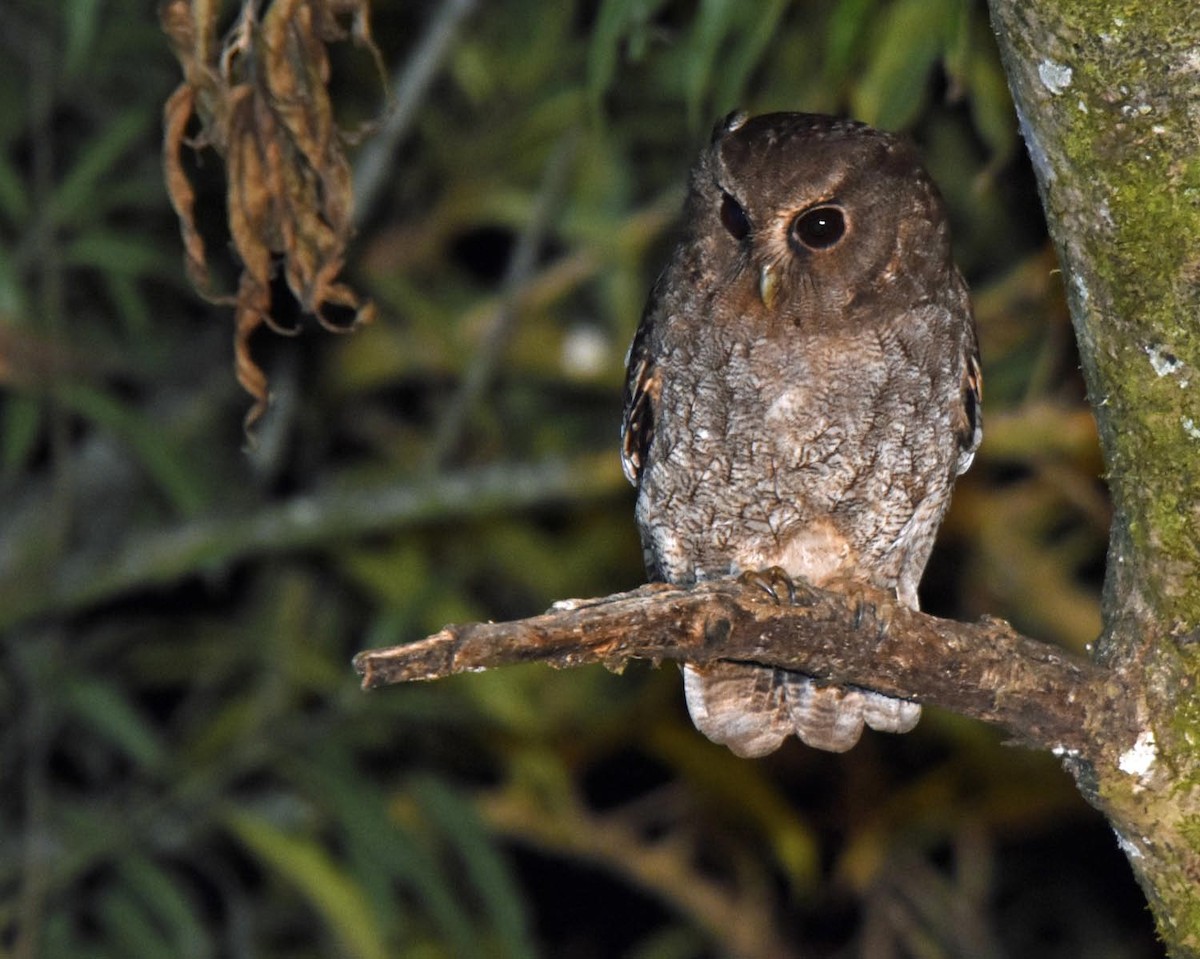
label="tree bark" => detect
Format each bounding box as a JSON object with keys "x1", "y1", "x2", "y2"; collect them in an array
[{"x1": 986, "y1": 1, "x2": 1200, "y2": 953}]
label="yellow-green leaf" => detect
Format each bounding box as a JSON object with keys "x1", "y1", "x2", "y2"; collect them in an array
[{"x1": 224, "y1": 808, "x2": 389, "y2": 959}]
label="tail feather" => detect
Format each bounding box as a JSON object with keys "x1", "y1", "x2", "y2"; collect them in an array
[
  {"x1": 682, "y1": 663, "x2": 789, "y2": 758},
  {"x1": 782, "y1": 677, "x2": 866, "y2": 753},
  {"x1": 862, "y1": 690, "x2": 922, "y2": 733},
  {"x1": 683, "y1": 663, "x2": 920, "y2": 756}
]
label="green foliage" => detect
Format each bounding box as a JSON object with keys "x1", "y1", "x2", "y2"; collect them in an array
[{"x1": 0, "y1": 0, "x2": 1153, "y2": 956}]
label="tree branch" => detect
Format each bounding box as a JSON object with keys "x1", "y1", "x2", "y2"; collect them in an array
[
  {"x1": 480, "y1": 782, "x2": 804, "y2": 959},
  {"x1": 354, "y1": 578, "x2": 1131, "y2": 758},
  {"x1": 352, "y1": 0, "x2": 478, "y2": 225},
  {"x1": 0, "y1": 453, "x2": 624, "y2": 632}
]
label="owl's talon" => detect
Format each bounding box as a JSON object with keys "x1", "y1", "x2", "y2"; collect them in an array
[
  {"x1": 867, "y1": 598, "x2": 894, "y2": 638},
  {"x1": 826, "y1": 577, "x2": 894, "y2": 639},
  {"x1": 852, "y1": 598, "x2": 893, "y2": 639},
  {"x1": 738, "y1": 566, "x2": 797, "y2": 604}
]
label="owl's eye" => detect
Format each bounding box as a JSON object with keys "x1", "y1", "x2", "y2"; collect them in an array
[
  {"x1": 790, "y1": 206, "x2": 846, "y2": 251},
  {"x1": 720, "y1": 193, "x2": 751, "y2": 240}
]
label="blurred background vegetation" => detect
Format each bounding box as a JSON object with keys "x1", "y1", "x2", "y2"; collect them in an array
[{"x1": 0, "y1": 1, "x2": 1161, "y2": 956}]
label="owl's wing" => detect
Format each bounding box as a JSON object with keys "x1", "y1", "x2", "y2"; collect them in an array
[
  {"x1": 620, "y1": 289, "x2": 663, "y2": 486},
  {"x1": 954, "y1": 346, "x2": 983, "y2": 475}
]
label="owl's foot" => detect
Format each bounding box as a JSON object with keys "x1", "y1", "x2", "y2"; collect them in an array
[
  {"x1": 822, "y1": 576, "x2": 894, "y2": 638},
  {"x1": 738, "y1": 566, "x2": 802, "y2": 604},
  {"x1": 858, "y1": 591, "x2": 894, "y2": 637}
]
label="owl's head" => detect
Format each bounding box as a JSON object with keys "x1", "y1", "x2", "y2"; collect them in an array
[{"x1": 687, "y1": 111, "x2": 956, "y2": 325}]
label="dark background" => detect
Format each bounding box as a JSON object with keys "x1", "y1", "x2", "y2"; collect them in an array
[{"x1": 0, "y1": 1, "x2": 1159, "y2": 956}]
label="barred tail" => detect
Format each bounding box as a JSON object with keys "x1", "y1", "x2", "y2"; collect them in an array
[{"x1": 683, "y1": 663, "x2": 920, "y2": 757}]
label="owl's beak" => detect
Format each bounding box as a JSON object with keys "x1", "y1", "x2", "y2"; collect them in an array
[{"x1": 758, "y1": 264, "x2": 780, "y2": 310}]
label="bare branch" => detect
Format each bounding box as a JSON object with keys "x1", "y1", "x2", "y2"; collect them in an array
[
  {"x1": 0, "y1": 454, "x2": 624, "y2": 632},
  {"x1": 426, "y1": 131, "x2": 579, "y2": 468},
  {"x1": 354, "y1": 578, "x2": 1130, "y2": 757},
  {"x1": 480, "y1": 784, "x2": 804, "y2": 959},
  {"x1": 352, "y1": 0, "x2": 478, "y2": 224}
]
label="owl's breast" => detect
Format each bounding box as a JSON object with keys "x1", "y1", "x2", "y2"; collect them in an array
[
  {"x1": 635, "y1": 321, "x2": 959, "y2": 591},
  {"x1": 635, "y1": 332, "x2": 853, "y2": 583}
]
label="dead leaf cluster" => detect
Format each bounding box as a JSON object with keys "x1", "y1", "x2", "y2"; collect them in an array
[{"x1": 161, "y1": 0, "x2": 382, "y2": 429}]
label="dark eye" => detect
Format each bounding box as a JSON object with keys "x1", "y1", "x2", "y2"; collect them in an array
[
  {"x1": 789, "y1": 206, "x2": 846, "y2": 251},
  {"x1": 720, "y1": 193, "x2": 751, "y2": 240}
]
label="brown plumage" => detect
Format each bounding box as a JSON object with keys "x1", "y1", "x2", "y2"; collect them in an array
[{"x1": 621, "y1": 112, "x2": 981, "y2": 757}]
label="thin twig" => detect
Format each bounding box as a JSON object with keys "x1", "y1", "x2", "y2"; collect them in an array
[
  {"x1": 481, "y1": 785, "x2": 804, "y2": 959},
  {"x1": 353, "y1": 0, "x2": 478, "y2": 225},
  {"x1": 426, "y1": 130, "x2": 581, "y2": 468}
]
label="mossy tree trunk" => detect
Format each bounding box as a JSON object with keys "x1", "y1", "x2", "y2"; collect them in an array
[{"x1": 988, "y1": 1, "x2": 1200, "y2": 952}]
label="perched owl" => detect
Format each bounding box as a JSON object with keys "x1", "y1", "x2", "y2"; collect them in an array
[{"x1": 621, "y1": 112, "x2": 981, "y2": 757}]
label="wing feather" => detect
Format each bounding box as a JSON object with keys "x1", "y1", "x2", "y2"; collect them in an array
[
  {"x1": 955, "y1": 347, "x2": 983, "y2": 475},
  {"x1": 620, "y1": 289, "x2": 663, "y2": 486}
]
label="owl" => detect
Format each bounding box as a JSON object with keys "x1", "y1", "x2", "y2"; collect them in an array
[{"x1": 620, "y1": 112, "x2": 982, "y2": 757}]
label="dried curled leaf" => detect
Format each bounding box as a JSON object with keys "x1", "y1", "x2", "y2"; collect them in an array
[{"x1": 160, "y1": 0, "x2": 383, "y2": 432}]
